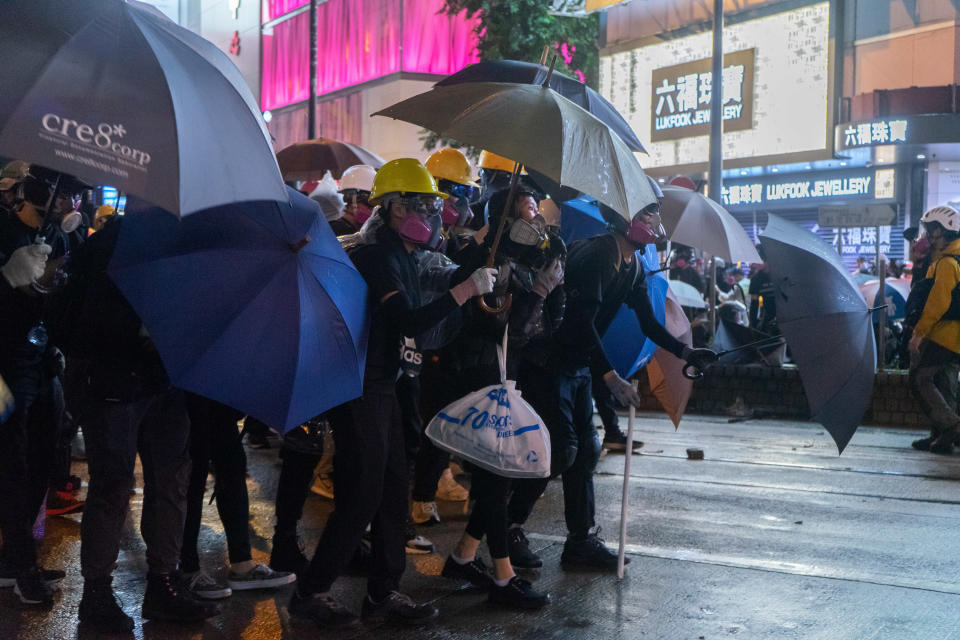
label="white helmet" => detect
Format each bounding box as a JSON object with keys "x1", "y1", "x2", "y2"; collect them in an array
[
  {"x1": 339, "y1": 164, "x2": 376, "y2": 193},
  {"x1": 921, "y1": 205, "x2": 960, "y2": 232}
]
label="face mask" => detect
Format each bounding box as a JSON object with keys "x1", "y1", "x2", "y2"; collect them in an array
[
  {"x1": 440, "y1": 198, "x2": 473, "y2": 228},
  {"x1": 397, "y1": 211, "x2": 433, "y2": 245},
  {"x1": 675, "y1": 258, "x2": 687, "y2": 269},
  {"x1": 355, "y1": 203, "x2": 373, "y2": 227},
  {"x1": 59, "y1": 210, "x2": 82, "y2": 233},
  {"x1": 626, "y1": 211, "x2": 666, "y2": 246},
  {"x1": 508, "y1": 214, "x2": 546, "y2": 246},
  {"x1": 424, "y1": 213, "x2": 445, "y2": 252}
]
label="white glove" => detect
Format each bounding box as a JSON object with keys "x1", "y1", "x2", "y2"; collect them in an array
[
  {"x1": 450, "y1": 267, "x2": 497, "y2": 305},
  {"x1": 603, "y1": 370, "x2": 642, "y2": 407},
  {"x1": 2, "y1": 243, "x2": 52, "y2": 288},
  {"x1": 532, "y1": 258, "x2": 564, "y2": 298}
]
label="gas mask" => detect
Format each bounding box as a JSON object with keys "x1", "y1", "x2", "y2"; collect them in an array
[
  {"x1": 393, "y1": 195, "x2": 443, "y2": 246},
  {"x1": 508, "y1": 214, "x2": 547, "y2": 247},
  {"x1": 424, "y1": 213, "x2": 446, "y2": 252},
  {"x1": 626, "y1": 211, "x2": 666, "y2": 247},
  {"x1": 355, "y1": 203, "x2": 373, "y2": 227},
  {"x1": 440, "y1": 197, "x2": 474, "y2": 229}
]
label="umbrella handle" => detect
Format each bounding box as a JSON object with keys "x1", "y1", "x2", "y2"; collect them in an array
[{"x1": 477, "y1": 292, "x2": 513, "y2": 315}]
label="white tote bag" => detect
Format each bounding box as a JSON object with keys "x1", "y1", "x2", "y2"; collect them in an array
[{"x1": 425, "y1": 332, "x2": 551, "y2": 478}]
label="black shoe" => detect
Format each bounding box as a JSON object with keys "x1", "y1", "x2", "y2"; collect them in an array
[
  {"x1": 79, "y1": 578, "x2": 135, "y2": 633},
  {"x1": 361, "y1": 591, "x2": 438, "y2": 624},
  {"x1": 441, "y1": 555, "x2": 493, "y2": 587},
  {"x1": 508, "y1": 528, "x2": 543, "y2": 569},
  {"x1": 270, "y1": 532, "x2": 308, "y2": 575},
  {"x1": 602, "y1": 430, "x2": 642, "y2": 452},
  {"x1": 930, "y1": 435, "x2": 955, "y2": 455},
  {"x1": 13, "y1": 566, "x2": 55, "y2": 605},
  {"x1": 912, "y1": 436, "x2": 935, "y2": 451},
  {"x1": 561, "y1": 530, "x2": 627, "y2": 570},
  {"x1": 288, "y1": 589, "x2": 358, "y2": 628},
  {"x1": 0, "y1": 563, "x2": 65, "y2": 588},
  {"x1": 488, "y1": 576, "x2": 550, "y2": 610},
  {"x1": 142, "y1": 572, "x2": 220, "y2": 622}
]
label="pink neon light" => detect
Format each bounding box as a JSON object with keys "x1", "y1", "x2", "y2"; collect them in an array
[
  {"x1": 261, "y1": 0, "x2": 480, "y2": 111},
  {"x1": 262, "y1": 0, "x2": 309, "y2": 23}
]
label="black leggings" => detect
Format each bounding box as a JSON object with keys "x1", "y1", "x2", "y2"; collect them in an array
[{"x1": 464, "y1": 467, "x2": 512, "y2": 559}]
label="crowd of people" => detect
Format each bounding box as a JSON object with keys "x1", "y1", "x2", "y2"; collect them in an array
[{"x1": 0, "y1": 152, "x2": 719, "y2": 633}]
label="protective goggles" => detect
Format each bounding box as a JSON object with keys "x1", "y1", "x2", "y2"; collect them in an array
[
  {"x1": 439, "y1": 180, "x2": 478, "y2": 203},
  {"x1": 398, "y1": 194, "x2": 443, "y2": 217},
  {"x1": 340, "y1": 188, "x2": 371, "y2": 201}
]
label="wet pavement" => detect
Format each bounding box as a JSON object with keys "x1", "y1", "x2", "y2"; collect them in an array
[{"x1": 3, "y1": 412, "x2": 960, "y2": 639}]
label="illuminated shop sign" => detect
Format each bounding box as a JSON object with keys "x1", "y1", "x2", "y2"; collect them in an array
[
  {"x1": 651, "y1": 49, "x2": 755, "y2": 142},
  {"x1": 720, "y1": 168, "x2": 897, "y2": 210},
  {"x1": 835, "y1": 114, "x2": 960, "y2": 151},
  {"x1": 599, "y1": 2, "x2": 830, "y2": 168}
]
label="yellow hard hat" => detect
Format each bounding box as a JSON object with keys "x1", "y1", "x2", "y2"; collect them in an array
[
  {"x1": 478, "y1": 150, "x2": 525, "y2": 175},
  {"x1": 369, "y1": 158, "x2": 448, "y2": 204},
  {"x1": 95, "y1": 204, "x2": 117, "y2": 221},
  {"x1": 425, "y1": 148, "x2": 479, "y2": 188}
]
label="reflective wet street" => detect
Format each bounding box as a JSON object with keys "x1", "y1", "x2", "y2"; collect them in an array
[{"x1": 4, "y1": 412, "x2": 960, "y2": 639}]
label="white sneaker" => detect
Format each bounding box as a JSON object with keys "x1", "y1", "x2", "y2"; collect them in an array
[
  {"x1": 436, "y1": 468, "x2": 469, "y2": 502},
  {"x1": 411, "y1": 500, "x2": 441, "y2": 525},
  {"x1": 227, "y1": 563, "x2": 296, "y2": 591},
  {"x1": 310, "y1": 475, "x2": 334, "y2": 500},
  {"x1": 405, "y1": 532, "x2": 435, "y2": 555}
]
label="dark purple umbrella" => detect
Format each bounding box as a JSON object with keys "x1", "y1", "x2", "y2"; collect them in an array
[
  {"x1": 276, "y1": 137, "x2": 385, "y2": 181},
  {"x1": 437, "y1": 60, "x2": 646, "y2": 153},
  {"x1": 0, "y1": 0, "x2": 287, "y2": 216}
]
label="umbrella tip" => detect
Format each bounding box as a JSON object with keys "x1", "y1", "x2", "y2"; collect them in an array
[{"x1": 290, "y1": 236, "x2": 311, "y2": 252}]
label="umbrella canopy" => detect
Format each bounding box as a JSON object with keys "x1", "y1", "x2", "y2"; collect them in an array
[
  {"x1": 109, "y1": 187, "x2": 369, "y2": 431},
  {"x1": 660, "y1": 186, "x2": 761, "y2": 264},
  {"x1": 373, "y1": 82, "x2": 658, "y2": 219},
  {"x1": 759, "y1": 214, "x2": 875, "y2": 453},
  {"x1": 668, "y1": 280, "x2": 706, "y2": 309},
  {"x1": 859, "y1": 277, "x2": 911, "y2": 321},
  {"x1": 0, "y1": 0, "x2": 287, "y2": 216},
  {"x1": 647, "y1": 290, "x2": 694, "y2": 428},
  {"x1": 276, "y1": 137, "x2": 385, "y2": 182},
  {"x1": 436, "y1": 60, "x2": 646, "y2": 153}
]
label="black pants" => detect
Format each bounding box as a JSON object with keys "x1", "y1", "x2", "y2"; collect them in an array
[
  {"x1": 396, "y1": 374, "x2": 422, "y2": 464},
  {"x1": 180, "y1": 395, "x2": 251, "y2": 574},
  {"x1": 465, "y1": 468, "x2": 511, "y2": 559},
  {"x1": 411, "y1": 360, "x2": 457, "y2": 502},
  {"x1": 509, "y1": 363, "x2": 599, "y2": 538},
  {"x1": 909, "y1": 340, "x2": 960, "y2": 434},
  {"x1": 303, "y1": 390, "x2": 407, "y2": 600},
  {"x1": 274, "y1": 447, "x2": 321, "y2": 538},
  {"x1": 80, "y1": 388, "x2": 191, "y2": 580},
  {"x1": 592, "y1": 375, "x2": 620, "y2": 435},
  {"x1": 0, "y1": 376, "x2": 63, "y2": 573}
]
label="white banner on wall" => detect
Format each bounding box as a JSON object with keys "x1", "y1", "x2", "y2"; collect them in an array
[{"x1": 599, "y1": 2, "x2": 830, "y2": 169}]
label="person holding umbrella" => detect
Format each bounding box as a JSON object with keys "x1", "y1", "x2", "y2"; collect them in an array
[
  {"x1": 291, "y1": 159, "x2": 497, "y2": 628},
  {"x1": 908, "y1": 206, "x2": 960, "y2": 454},
  {"x1": 505, "y1": 197, "x2": 718, "y2": 570}
]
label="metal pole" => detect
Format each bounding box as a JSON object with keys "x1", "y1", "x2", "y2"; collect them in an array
[
  {"x1": 707, "y1": 0, "x2": 724, "y2": 338},
  {"x1": 877, "y1": 227, "x2": 885, "y2": 370},
  {"x1": 307, "y1": 0, "x2": 318, "y2": 140}
]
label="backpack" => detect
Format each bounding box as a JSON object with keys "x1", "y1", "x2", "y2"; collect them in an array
[{"x1": 903, "y1": 255, "x2": 960, "y2": 329}]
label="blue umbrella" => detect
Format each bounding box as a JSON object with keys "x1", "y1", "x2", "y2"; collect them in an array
[
  {"x1": 559, "y1": 196, "x2": 668, "y2": 377},
  {"x1": 109, "y1": 187, "x2": 369, "y2": 431}
]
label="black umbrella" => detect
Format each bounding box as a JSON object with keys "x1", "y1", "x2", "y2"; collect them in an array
[
  {"x1": 759, "y1": 214, "x2": 876, "y2": 453},
  {"x1": 276, "y1": 137, "x2": 384, "y2": 181},
  {"x1": 0, "y1": 0, "x2": 287, "y2": 216},
  {"x1": 436, "y1": 60, "x2": 646, "y2": 153}
]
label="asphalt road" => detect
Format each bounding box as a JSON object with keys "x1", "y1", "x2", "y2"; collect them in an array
[{"x1": 3, "y1": 412, "x2": 959, "y2": 639}]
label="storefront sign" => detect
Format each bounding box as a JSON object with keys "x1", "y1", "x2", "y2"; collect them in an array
[
  {"x1": 650, "y1": 49, "x2": 755, "y2": 142},
  {"x1": 720, "y1": 168, "x2": 897, "y2": 210},
  {"x1": 836, "y1": 114, "x2": 960, "y2": 151},
  {"x1": 818, "y1": 204, "x2": 897, "y2": 227}
]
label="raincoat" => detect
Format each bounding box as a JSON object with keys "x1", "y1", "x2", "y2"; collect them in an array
[{"x1": 914, "y1": 237, "x2": 960, "y2": 354}]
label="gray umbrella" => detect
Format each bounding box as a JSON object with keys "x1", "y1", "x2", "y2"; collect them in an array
[
  {"x1": 0, "y1": 0, "x2": 287, "y2": 216},
  {"x1": 759, "y1": 214, "x2": 876, "y2": 453}
]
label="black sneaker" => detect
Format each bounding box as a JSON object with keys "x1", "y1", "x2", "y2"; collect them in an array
[
  {"x1": 488, "y1": 576, "x2": 549, "y2": 610},
  {"x1": 441, "y1": 555, "x2": 493, "y2": 587},
  {"x1": 46, "y1": 489, "x2": 85, "y2": 516},
  {"x1": 141, "y1": 572, "x2": 220, "y2": 622},
  {"x1": 13, "y1": 566, "x2": 55, "y2": 605},
  {"x1": 0, "y1": 564, "x2": 65, "y2": 588},
  {"x1": 288, "y1": 590, "x2": 358, "y2": 628},
  {"x1": 361, "y1": 591, "x2": 438, "y2": 623},
  {"x1": 79, "y1": 578, "x2": 135, "y2": 633},
  {"x1": 930, "y1": 435, "x2": 955, "y2": 455},
  {"x1": 270, "y1": 532, "x2": 309, "y2": 575},
  {"x1": 508, "y1": 528, "x2": 542, "y2": 569},
  {"x1": 602, "y1": 430, "x2": 642, "y2": 452},
  {"x1": 911, "y1": 436, "x2": 935, "y2": 451},
  {"x1": 561, "y1": 530, "x2": 627, "y2": 570}
]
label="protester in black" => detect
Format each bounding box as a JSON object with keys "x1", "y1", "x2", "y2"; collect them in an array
[
  {"x1": 290, "y1": 158, "x2": 496, "y2": 628},
  {"x1": 506, "y1": 192, "x2": 717, "y2": 570}
]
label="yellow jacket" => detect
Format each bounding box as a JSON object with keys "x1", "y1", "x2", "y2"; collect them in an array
[{"x1": 914, "y1": 237, "x2": 960, "y2": 354}]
